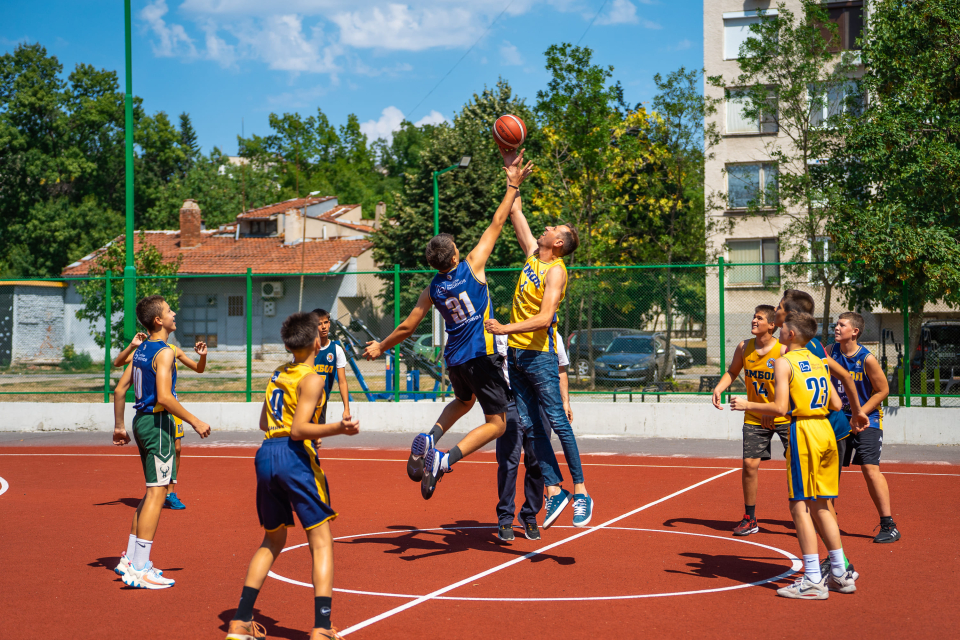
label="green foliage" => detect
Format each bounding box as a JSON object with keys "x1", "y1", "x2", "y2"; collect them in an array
[
  {"x1": 59, "y1": 344, "x2": 94, "y2": 371},
  {"x1": 178, "y1": 112, "x2": 200, "y2": 167},
  {"x1": 74, "y1": 231, "x2": 181, "y2": 349}
]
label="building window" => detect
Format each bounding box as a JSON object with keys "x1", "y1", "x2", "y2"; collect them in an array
[
  {"x1": 809, "y1": 83, "x2": 861, "y2": 127},
  {"x1": 228, "y1": 296, "x2": 244, "y2": 317},
  {"x1": 723, "y1": 10, "x2": 776, "y2": 60},
  {"x1": 726, "y1": 89, "x2": 778, "y2": 134},
  {"x1": 728, "y1": 239, "x2": 780, "y2": 285},
  {"x1": 179, "y1": 294, "x2": 218, "y2": 348},
  {"x1": 727, "y1": 163, "x2": 778, "y2": 209},
  {"x1": 819, "y1": 2, "x2": 864, "y2": 52}
]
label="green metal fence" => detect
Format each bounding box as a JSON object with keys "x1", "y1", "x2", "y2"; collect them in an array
[{"x1": 1, "y1": 261, "x2": 958, "y2": 406}]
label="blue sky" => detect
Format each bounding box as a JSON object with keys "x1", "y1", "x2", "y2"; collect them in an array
[{"x1": 3, "y1": 0, "x2": 703, "y2": 153}]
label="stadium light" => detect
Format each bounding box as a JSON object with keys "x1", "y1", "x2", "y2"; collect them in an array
[{"x1": 432, "y1": 157, "x2": 471, "y2": 236}]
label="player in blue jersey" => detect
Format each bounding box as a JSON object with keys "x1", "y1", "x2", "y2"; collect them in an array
[
  {"x1": 832, "y1": 312, "x2": 899, "y2": 543},
  {"x1": 110, "y1": 295, "x2": 211, "y2": 590},
  {"x1": 311, "y1": 308, "x2": 350, "y2": 426},
  {"x1": 363, "y1": 150, "x2": 534, "y2": 500}
]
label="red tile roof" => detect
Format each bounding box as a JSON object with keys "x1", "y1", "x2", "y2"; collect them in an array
[
  {"x1": 237, "y1": 196, "x2": 337, "y2": 219},
  {"x1": 62, "y1": 231, "x2": 373, "y2": 276},
  {"x1": 316, "y1": 204, "x2": 374, "y2": 232}
]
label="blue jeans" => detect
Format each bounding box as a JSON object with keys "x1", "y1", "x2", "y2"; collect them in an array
[{"x1": 508, "y1": 347, "x2": 584, "y2": 486}]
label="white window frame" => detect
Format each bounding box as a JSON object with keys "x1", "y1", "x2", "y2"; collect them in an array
[{"x1": 723, "y1": 10, "x2": 778, "y2": 60}]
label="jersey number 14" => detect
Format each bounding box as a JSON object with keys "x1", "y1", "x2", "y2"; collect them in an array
[{"x1": 445, "y1": 292, "x2": 476, "y2": 323}]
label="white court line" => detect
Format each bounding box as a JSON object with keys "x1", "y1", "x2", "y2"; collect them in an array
[
  {"x1": 0, "y1": 476, "x2": 8, "y2": 496},
  {"x1": 337, "y1": 468, "x2": 738, "y2": 637}
]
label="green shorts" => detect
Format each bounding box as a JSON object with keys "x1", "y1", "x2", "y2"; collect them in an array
[{"x1": 133, "y1": 412, "x2": 178, "y2": 486}]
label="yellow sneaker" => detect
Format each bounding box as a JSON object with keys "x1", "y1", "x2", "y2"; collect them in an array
[{"x1": 225, "y1": 618, "x2": 267, "y2": 640}]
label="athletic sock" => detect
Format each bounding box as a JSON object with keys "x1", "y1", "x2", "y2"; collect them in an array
[
  {"x1": 126, "y1": 534, "x2": 137, "y2": 559},
  {"x1": 428, "y1": 424, "x2": 444, "y2": 443},
  {"x1": 828, "y1": 549, "x2": 846, "y2": 577},
  {"x1": 234, "y1": 586, "x2": 260, "y2": 622},
  {"x1": 745, "y1": 504, "x2": 756, "y2": 519},
  {"x1": 444, "y1": 445, "x2": 463, "y2": 471},
  {"x1": 132, "y1": 538, "x2": 153, "y2": 571},
  {"x1": 880, "y1": 515, "x2": 894, "y2": 525},
  {"x1": 315, "y1": 596, "x2": 332, "y2": 630},
  {"x1": 803, "y1": 554, "x2": 822, "y2": 583}
]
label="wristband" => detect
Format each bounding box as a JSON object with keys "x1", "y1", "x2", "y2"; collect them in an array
[{"x1": 508, "y1": 184, "x2": 519, "y2": 190}]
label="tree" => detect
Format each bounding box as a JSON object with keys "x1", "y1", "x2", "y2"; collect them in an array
[
  {"x1": 178, "y1": 112, "x2": 200, "y2": 172},
  {"x1": 708, "y1": 0, "x2": 859, "y2": 342}
]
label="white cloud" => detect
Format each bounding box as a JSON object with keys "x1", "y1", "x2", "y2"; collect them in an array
[
  {"x1": 360, "y1": 106, "x2": 448, "y2": 144},
  {"x1": 500, "y1": 41, "x2": 523, "y2": 66},
  {"x1": 593, "y1": 0, "x2": 661, "y2": 28},
  {"x1": 414, "y1": 110, "x2": 447, "y2": 127},
  {"x1": 141, "y1": 0, "x2": 198, "y2": 58},
  {"x1": 333, "y1": 5, "x2": 482, "y2": 51},
  {"x1": 232, "y1": 14, "x2": 338, "y2": 72},
  {"x1": 672, "y1": 38, "x2": 692, "y2": 51}
]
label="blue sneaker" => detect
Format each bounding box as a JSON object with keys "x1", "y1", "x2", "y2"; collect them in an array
[
  {"x1": 164, "y1": 493, "x2": 186, "y2": 510},
  {"x1": 572, "y1": 494, "x2": 593, "y2": 527},
  {"x1": 420, "y1": 448, "x2": 446, "y2": 500},
  {"x1": 542, "y1": 489, "x2": 572, "y2": 529},
  {"x1": 407, "y1": 433, "x2": 433, "y2": 482}
]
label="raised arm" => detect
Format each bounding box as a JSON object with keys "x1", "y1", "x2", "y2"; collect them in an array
[
  {"x1": 509, "y1": 193, "x2": 538, "y2": 257},
  {"x1": 363, "y1": 287, "x2": 432, "y2": 360},
  {"x1": 155, "y1": 349, "x2": 210, "y2": 438},
  {"x1": 112, "y1": 332, "x2": 147, "y2": 367},
  {"x1": 176, "y1": 341, "x2": 207, "y2": 373},
  {"x1": 712, "y1": 340, "x2": 746, "y2": 410},
  {"x1": 484, "y1": 265, "x2": 566, "y2": 336}
]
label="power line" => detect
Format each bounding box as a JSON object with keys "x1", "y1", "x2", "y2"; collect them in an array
[{"x1": 576, "y1": 0, "x2": 611, "y2": 46}]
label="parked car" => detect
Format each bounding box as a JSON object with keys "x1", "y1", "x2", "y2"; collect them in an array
[
  {"x1": 567, "y1": 328, "x2": 644, "y2": 379},
  {"x1": 411, "y1": 334, "x2": 438, "y2": 361},
  {"x1": 593, "y1": 334, "x2": 676, "y2": 386},
  {"x1": 910, "y1": 320, "x2": 960, "y2": 381},
  {"x1": 673, "y1": 345, "x2": 694, "y2": 370}
]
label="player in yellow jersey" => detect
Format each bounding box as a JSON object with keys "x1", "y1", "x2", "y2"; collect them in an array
[
  {"x1": 225, "y1": 312, "x2": 359, "y2": 640},
  {"x1": 731, "y1": 312, "x2": 859, "y2": 599},
  {"x1": 711, "y1": 305, "x2": 787, "y2": 536}
]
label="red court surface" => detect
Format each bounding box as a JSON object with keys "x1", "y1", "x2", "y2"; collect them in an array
[{"x1": 1, "y1": 446, "x2": 958, "y2": 639}]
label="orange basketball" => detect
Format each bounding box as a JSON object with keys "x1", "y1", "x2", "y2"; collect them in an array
[{"x1": 492, "y1": 114, "x2": 526, "y2": 149}]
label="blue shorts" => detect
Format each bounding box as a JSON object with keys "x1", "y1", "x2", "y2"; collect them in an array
[{"x1": 255, "y1": 437, "x2": 337, "y2": 532}]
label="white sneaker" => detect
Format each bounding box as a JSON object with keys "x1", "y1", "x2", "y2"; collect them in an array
[
  {"x1": 122, "y1": 561, "x2": 175, "y2": 589},
  {"x1": 776, "y1": 574, "x2": 829, "y2": 600},
  {"x1": 115, "y1": 553, "x2": 162, "y2": 577},
  {"x1": 827, "y1": 568, "x2": 858, "y2": 594}
]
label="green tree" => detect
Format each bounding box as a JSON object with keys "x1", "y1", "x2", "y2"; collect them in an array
[{"x1": 178, "y1": 112, "x2": 200, "y2": 168}]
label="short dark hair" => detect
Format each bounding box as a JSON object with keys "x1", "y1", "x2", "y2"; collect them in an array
[
  {"x1": 425, "y1": 233, "x2": 457, "y2": 271},
  {"x1": 839, "y1": 311, "x2": 864, "y2": 339},
  {"x1": 281, "y1": 312, "x2": 319, "y2": 351},
  {"x1": 784, "y1": 311, "x2": 817, "y2": 344},
  {"x1": 136, "y1": 295, "x2": 166, "y2": 331},
  {"x1": 782, "y1": 289, "x2": 815, "y2": 315},
  {"x1": 754, "y1": 304, "x2": 776, "y2": 324},
  {"x1": 311, "y1": 308, "x2": 331, "y2": 320},
  {"x1": 557, "y1": 223, "x2": 580, "y2": 257}
]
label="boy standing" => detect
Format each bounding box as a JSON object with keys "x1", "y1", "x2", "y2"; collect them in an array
[
  {"x1": 731, "y1": 312, "x2": 859, "y2": 599},
  {"x1": 111, "y1": 295, "x2": 211, "y2": 589},
  {"x1": 831, "y1": 312, "x2": 900, "y2": 543},
  {"x1": 225, "y1": 312, "x2": 359, "y2": 640},
  {"x1": 711, "y1": 305, "x2": 787, "y2": 536},
  {"x1": 311, "y1": 308, "x2": 351, "y2": 426}
]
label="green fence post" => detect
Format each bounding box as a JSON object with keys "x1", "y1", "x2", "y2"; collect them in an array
[
  {"x1": 903, "y1": 281, "x2": 911, "y2": 408},
  {"x1": 394, "y1": 264, "x2": 401, "y2": 403},
  {"x1": 246, "y1": 268, "x2": 253, "y2": 402},
  {"x1": 103, "y1": 271, "x2": 112, "y2": 403},
  {"x1": 718, "y1": 257, "x2": 727, "y2": 403},
  {"x1": 934, "y1": 357, "x2": 941, "y2": 408}
]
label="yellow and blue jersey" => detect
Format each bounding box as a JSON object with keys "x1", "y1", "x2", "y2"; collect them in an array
[
  {"x1": 264, "y1": 362, "x2": 325, "y2": 439},
  {"x1": 830, "y1": 343, "x2": 883, "y2": 429},
  {"x1": 430, "y1": 260, "x2": 496, "y2": 367},
  {"x1": 784, "y1": 348, "x2": 832, "y2": 418},
  {"x1": 313, "y1": 340, "x2": 343, "y2": 412},
  {"x1": 132, "y1": 339, "x2": 177, "y2": 414},
  {"x1": 742, "y1": 338, "x2": 788, "y2": 426},
  {"x1": 508, "y1": 254, "x2": 566, "y2": 353}
]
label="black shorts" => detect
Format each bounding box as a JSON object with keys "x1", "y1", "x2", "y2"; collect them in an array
[
  {"x1": 841, "y1": 427, "x2": 883, "y2": 467},
  {"x1": 743, "y1": 422, "x2": 790, "y2": 461},
  {"x1": 447, "y1": 354, "x2": 512, "y2": 415}
]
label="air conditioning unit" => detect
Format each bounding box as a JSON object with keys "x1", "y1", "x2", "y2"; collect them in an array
[{"x1": 261, "y1": 281, "x2": 284, "y2": 298}]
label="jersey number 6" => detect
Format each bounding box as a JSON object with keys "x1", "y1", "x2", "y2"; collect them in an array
[{"x1": 444, "y1": 292, "x2": 476, "y2": 323}]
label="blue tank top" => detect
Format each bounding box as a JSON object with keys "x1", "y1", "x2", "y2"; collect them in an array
[
  {"x1": 830, "y1": 343, "x2": 881, "y2": 425},
  {"x1": 132, "y1": 339, "x2": 177, "y2": 414},
  {"x1": 429, "y1": 261, "x2": 496, "y2": 367},
  {"x1": 805, "y1": 337, "x2": 827, "y2": 359},
  {"x1": 313, "y1": 340, "x2": 341, "y2": 407}
]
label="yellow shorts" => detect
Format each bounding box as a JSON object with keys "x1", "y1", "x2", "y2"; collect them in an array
[
  {"x1": 786, "y1": 417, "x2": 839, "y2": 501},
  {"x1": 174, "y1": 415, "x2": 184, "y2": 439}
]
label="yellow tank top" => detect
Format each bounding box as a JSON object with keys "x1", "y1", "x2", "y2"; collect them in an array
[
  {"x1": 264, "y1": 362, "x2": 325, "y2": 439},
  {"x1": 783, "y1": 348, "x2": 831, "y2": 419},
  {"x1": 743, "y1": 338, "x2": 788, "y2": 425},
  {"x1": 508, "y1": 255, "x2": 566, "y2": 352}
]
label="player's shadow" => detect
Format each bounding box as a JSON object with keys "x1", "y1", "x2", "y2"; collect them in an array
[
  {"x1": 339, "y1": 520, "x2": 575, "y2": 565},
  {"x1": 661, "y1": 517, "x2": 797, "y2": 537},
  {"x1": 218, "y1": 608, "x2": 306, "y2": 640},
  {"x1": 94, "y1": 497, "x2": 142, "y2": 508},
  {"x1": 665, "y1": 552, "x2": 794, "y2": 590}
]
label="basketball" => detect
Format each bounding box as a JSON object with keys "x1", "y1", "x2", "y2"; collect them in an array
[{"x1": 492, "y1": 114, "x2": 526, "y2": 149}]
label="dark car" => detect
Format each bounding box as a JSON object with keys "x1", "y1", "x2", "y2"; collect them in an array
[
  {"x1": 910, "y1": 320, "x2": 960, "y2": 381},
  {"x1": 593, "y1": 334, "x2": 676, "y2": 386},
  {"x1": 567, "y1": 328, "x2": 644, "y2": 379},
  {"x1": 674, "y1": 345, "x2": 694, "y2": 370}
]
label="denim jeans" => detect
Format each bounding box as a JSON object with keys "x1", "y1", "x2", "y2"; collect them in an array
[
  {"x1": 508, "y1": 347, "x2": 584, "y2": 486},
  {"x1": 496, "y1": 400, "x2": 544, "y2": 525}
]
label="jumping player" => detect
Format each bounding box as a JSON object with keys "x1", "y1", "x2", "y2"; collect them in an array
[
  {"x1": 731, "y1": 312, "x2": 859, "y2": 599},
  {"x1": 225, "y1": 312, "x2": 359, "y2": 640},
  {"x1": 311, "y1": 308, "x2": 351, "y2": 426},
  {"x1": 711, "y1": 305, "x2": 788, "y2": 536},
  {"x1": 831, "y1": 312, "x2": 899, "y2": 543},
  {"x1": 362, "y1": 151, "x2": 534, "y2": 499},
  {"x1": 111, "y1": 295, "x2": 211, "y2": 589}
]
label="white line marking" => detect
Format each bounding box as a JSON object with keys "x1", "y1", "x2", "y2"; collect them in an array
[
  {"x1": 337, "y1": 468, "x2": 738, "y2": 636},
  {"x1": 269, "y1": 526, "x2": 801, "y2": 601},
  {"x1": 0, "y1": 476, "x2": 8, "y2": 496}
]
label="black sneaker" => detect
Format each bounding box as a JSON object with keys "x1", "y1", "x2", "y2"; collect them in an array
[
  {"x1": 498, "y1": 524, "x2": 515, "y2": 542},
  {"x1": 420, "y1": 448, "x2": 445, "y2": 500},
  {"x1": 873, "y1": 520, "x2": 901, "y2": 543},
  {"x1": 407, "y1": 433, "x2": 432, "y2": 482},
  {"x1": 733, "y1": 514, "x2": 758, "y2": 536},
  {"x1": 523, "y1": 522, "x2": 541, "y2": 541}
]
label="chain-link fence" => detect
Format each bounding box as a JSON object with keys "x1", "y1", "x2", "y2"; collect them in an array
[{"x1": 2, "y1": 261, "x2": 959, "y2": 406}]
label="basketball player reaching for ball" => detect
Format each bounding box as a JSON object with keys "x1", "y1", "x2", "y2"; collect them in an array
[{"x1": 363, "y1": 150, "x2": 534, "y2": 500}]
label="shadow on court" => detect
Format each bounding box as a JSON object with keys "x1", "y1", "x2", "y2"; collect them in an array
[
  {"x1": 665, "y1": 552, "x2": 794, "y2": 589},
  {"x1": 339, "y1": 520, "x2": 575, "y2": 565},
  {"x1": 661, "y1": 517, "x2": 798, "y2": 536},
  {"x1": 218, "y1": 608, "x2": 307, "y2": 640},
  {"x1": 94, "y1": 497, "x2": 142, "y2": 508}
]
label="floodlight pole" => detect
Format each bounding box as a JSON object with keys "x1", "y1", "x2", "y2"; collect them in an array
[
  {"x1": 123, "y1": 0, "x2": 137, "y2": 344},
  {"x1": 431, "y1": 156, "x2": 470, "y2": 236}
]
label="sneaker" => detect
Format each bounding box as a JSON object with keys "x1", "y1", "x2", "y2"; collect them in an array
[
  {"x1": 420, "y1": 448, "x2": 445, "y2": 500},
  {"x1": 498, "y1": 523, "x2": 515, "y2": 542},
  {"x1": 115, "y1": 552, "x2": 162, "y2": 577},
  {"x1": 572, "y1": 494, "x2": 594, "y2": 528},
  {"x1": 827, "y1": 568, "x2": 858, "y2": 594},
  {"x1": 165, "y1": 493, "x2": 186, "y2": 510},
  {"x1": 122, "y1": 561, "x2": 175, "y2": 589},
  {"x1": 542, "y1": 489, "x2": 572, "y2": 529},
  {"x1": 733, "y1": 514, "x2": 758, "y2": 536},
  {"x1": 776, "y1": 574, "x2": 829, "y2": 600},
  {"x1": 225, "y1": 619, "x2": 267, "y2": 640},
  {"x1": 407, "y1": 433, "x2": 433, "y2": 482},
  {"x1": 523, "y1": 522, "x2": 541, "y2": 541},
  {"x1": 819, "y1": 557, "x2": 858, "y2": 582},
  {"x1": 873, "y1": 520, "x2": 901, "y2": 543},
  {"x1": 308, "y1": 628, "x2": 344, "y2": 640}
]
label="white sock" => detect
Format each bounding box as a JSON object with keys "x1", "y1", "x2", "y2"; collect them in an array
[
  {"x1": 125, "y1": 534, "x2": 137, "y2": 559},
  {"x1": 803, "y1": 554, "x2": 822, "y2": 583},
  {"x1": 829, "y1": 548, "x2": 846, "y2": 577},
  {"x1": 132, "y1": 538, "x2": 153, "y2": 571}
]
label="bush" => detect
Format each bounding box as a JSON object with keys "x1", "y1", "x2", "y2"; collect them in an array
[{"x1": 60, "y1": 344, "x2": 94, "y2": 371}]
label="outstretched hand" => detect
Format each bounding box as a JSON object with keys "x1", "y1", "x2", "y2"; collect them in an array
[
  {"x1": 363, "y1": 340, "x2": 382, "y2": 360},
  {"x1": 503, "y1": 148, "x2": 534, "y2": 188}
]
